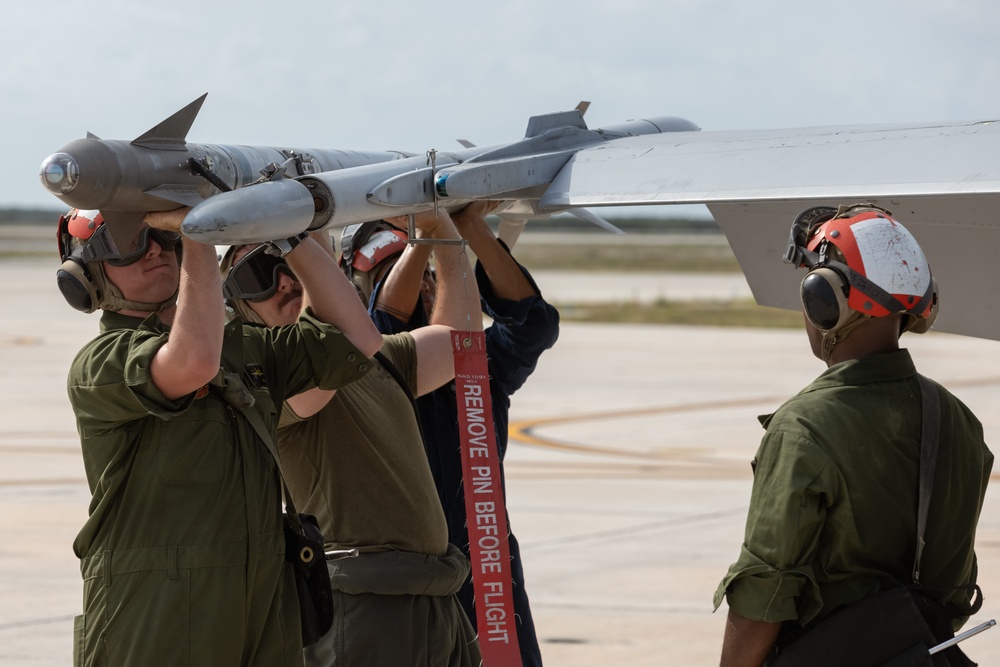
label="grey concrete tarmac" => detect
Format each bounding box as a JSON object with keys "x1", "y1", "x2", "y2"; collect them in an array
[{"x1": 2, "y1": 257, "x2": 999, "y2": 666}]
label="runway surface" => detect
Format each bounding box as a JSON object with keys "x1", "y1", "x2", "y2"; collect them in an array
[{"x1": 2, "y1": 257, "x2": 999, "y2": 666}]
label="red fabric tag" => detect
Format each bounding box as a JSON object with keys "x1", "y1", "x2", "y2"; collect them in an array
[{"x1": 451, "y1": 330, "x2": 522, "y2": 666}]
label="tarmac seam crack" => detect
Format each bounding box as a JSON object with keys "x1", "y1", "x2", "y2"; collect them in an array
[
  {"x1": 0, "y1": 614, "x2": 76, "y2": 632},
  {"x1": 522, "y1": 507, "x2": 746, "y2": 551}
]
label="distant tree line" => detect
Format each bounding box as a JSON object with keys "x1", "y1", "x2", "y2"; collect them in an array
[
  {"x1": 0, "y1": 207, "x2": 65, "y2": 225},
  {"x1": 1, "y1": 207, "x2": 724, "y2": 234},
  {"x1": 488, "y1": 213, "x2": 722, "y2": 234}
]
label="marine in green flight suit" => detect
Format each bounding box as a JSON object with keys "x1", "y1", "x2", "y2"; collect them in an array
[{"x1": 56, "y1": 208, "x2": 383, "y2": 666}]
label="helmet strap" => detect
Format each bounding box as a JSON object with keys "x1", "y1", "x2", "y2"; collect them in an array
[
  {"x1": 820, "y1": 311, "x2": 868, "y2": 362},
  {"x1": 96, "y1": 260, "x2": 180, "y2": 314}
]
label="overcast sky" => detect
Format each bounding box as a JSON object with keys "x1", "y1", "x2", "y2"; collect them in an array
[{"x1": 5, "y1": 0, "x2": 999, "y2": 212}]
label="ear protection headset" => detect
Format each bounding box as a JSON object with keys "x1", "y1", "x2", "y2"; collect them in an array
[
  {"x1": 800, "y1": 267, "x2": 853, "y2": 331},
  {"x1": 56, "y1": 210, "x2": 105, "y2": 313}
]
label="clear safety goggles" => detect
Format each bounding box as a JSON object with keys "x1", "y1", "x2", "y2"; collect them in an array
[{"x1": 223, "y1": 245, "x2": 298, "y2": 303}]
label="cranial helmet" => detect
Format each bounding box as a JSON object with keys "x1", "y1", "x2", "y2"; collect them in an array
[
  {"x1": 784, "y1": 204, "x2": 938, "y2": 354},
  {"x1": 340, "y1": 221, "x2": 408, "y2": 275},
  {"x1": 339, "y1": 220, "x2": 408, "y2": 302},
  {"x1": 56, "y1": 208, "x2": 181, "y2": 314}
]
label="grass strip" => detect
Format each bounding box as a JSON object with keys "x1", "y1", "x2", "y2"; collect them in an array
[{"x1": 554, "y1": 299, "x2": 804, "y2": 329}]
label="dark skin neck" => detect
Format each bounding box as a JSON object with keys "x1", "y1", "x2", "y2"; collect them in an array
[{"x1": 807, "y1": 314, "x2": 903, "y2": 366}]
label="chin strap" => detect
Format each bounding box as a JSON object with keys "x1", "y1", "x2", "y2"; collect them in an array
[
  {"x1": 95, "y1": 262, "x2": 179, "y2": 314},
  {"x1": 819, "y1": 311, "x2": 868, "y2": 362},
  {"x1": 103, "y1": 290, "x2": 179, "y2": 314}
]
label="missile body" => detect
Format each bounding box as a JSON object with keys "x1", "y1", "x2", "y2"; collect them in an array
[
  {"x1": 178, "y1": 179, "x2": 317, "y2": 245},
  {"x1": 181, "y1": 113, "x2": 700, "y2": 244}
]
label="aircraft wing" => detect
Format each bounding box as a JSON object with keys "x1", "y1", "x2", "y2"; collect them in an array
[{"x1": 540, "y1": 120, "x2": 1000, "y2": 341}]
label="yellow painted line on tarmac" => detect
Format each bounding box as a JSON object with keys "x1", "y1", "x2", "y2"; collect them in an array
[
  {"x1": 0, "y1": 478, "x2": 87, "y2": 487},
  {"x1": 510, "y1": 375, "x2": 1000, "y2": 470},
  {"x1": 509, "y1": 394, "x2": 786, "y2": 459}
]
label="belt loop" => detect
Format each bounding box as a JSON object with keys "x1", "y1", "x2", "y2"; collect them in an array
[
  {"x1": 103, "y1": 550, "x2": 112, "y2": 587},
  {"x1": 167, "y1": 544, "x2": 179, "y2": 580}
]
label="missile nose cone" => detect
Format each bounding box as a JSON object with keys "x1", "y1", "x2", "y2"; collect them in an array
[
  {"x1": 38, "y1": 138, "x2": 121, "y2": 209},
  {"x1": 40, "y1": 152, "x2": 81, "y2": 196},
  {"x1": 181, "y1": 179, "x2": 316, "y2": 245}
]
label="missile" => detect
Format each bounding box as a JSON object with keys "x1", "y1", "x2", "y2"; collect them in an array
[
  {"x1": 39, "y1": 94, "x2": 406, "y2": 251},
  {"x1": 179, "y1": 110, "x2": 700, "y2": 244}
]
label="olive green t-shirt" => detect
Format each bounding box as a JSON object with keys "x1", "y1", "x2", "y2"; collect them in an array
[
  {"x1": 277, "y1": 333, "x2": 449, "y2": 556},
  {"x1": 715, "y1": 349, "x2": 992, "y2": 631}
]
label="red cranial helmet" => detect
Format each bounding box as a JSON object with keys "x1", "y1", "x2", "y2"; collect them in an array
[{"x1": 785, "y1": 204, "x2": 938, "y2": 345}]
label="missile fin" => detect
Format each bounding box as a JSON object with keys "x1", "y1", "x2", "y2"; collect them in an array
[
  {"x1": 524, "y1": 109, "x2": 588, "y2": 138},
  {"x1": 144, "y1": 185, "x2": 208, "y2": 208},
  {"x1": 100, "y1": 211, "x2": 149, "y2": 259},
  {"x1": 86, "y1": 131, "x2": 102, "y2": 140},
  {"x1": 567, "y1": 207, "x2": 625, "y2": 235},
  {"x1": 457, "y1": 139, "x2": 476, "y2": 148},
  {"x1": 131, "y1": 93, "x2": 208, "y2": 150}
]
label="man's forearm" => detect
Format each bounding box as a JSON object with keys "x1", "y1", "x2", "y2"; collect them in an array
[
  {"x1": 373, "y1": 243, "x2": 432, "y2": 322},
  {"x1": 151, "y1": 240, "x2": 225, "y2": 400},
  {"x1": 429, "y1": 215, "x2": 481, "y2": 332},
  {"x1": 456, "y1": 211, "x2": 536, "y2": 302},
  {"x1": 286, "y1": 237, "x2": 382, "y2": 358},
  {"x1": 720, "y1": 609, "x2": 782, "y2": 667}
]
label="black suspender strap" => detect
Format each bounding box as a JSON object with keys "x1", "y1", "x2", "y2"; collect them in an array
[{"x1": 913, "y1": 374, "x2": 941, "y2": 584}]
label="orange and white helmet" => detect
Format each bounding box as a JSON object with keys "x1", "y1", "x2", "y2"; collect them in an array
[
  {"x1": 339, "y1": 221, "x2": 407, "y2": 275},
  {"x1": 785, "y1": 203, "x2": 938, "y2": 337},
  {"x1": 338, "y1": 220, "x2": 409, "y2": 303}
]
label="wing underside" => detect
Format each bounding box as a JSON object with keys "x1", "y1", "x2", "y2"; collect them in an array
[{"x1": 539, "y1": 120, "x2": 1000, "y2": 341}]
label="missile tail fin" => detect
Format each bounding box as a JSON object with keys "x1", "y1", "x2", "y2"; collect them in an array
[
  {"x1": 86, "y1": 131, "x2": 102, "y2": 140},
  {"x1": 567, "y1": 207, "x2": 625, "y2": 235},
  {"x1": 131, "y1": 93, "x2": 208, "y2": 149},
  {"x1": 524, "y1": 109, "x2": 588, "y2": 138},
  {"x1": 101, "y1": 211, "x2": 149, "y2": 259},
  {"x1": 457, "y1": 139, "x2": 476, "y2": 148}
]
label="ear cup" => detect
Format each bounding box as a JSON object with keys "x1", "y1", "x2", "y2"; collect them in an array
[
  {"x1": 56, "y1": 258, "x2": 101, "y2": 313},
  {"x1": 800, "y1": 267, "x2": 852, "y2": 331}
]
